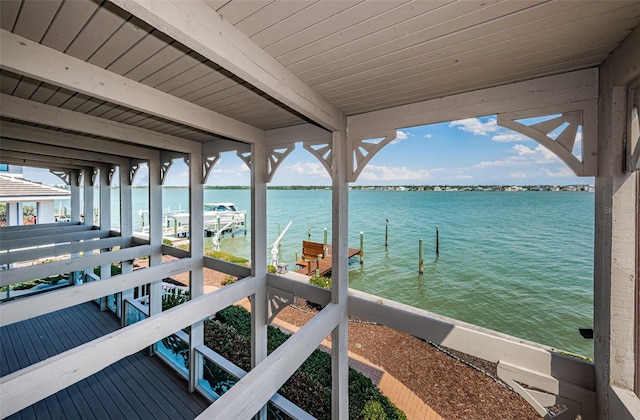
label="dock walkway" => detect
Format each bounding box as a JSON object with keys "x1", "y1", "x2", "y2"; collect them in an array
[{"x1": 295, "y1": 241, "x2": 361, "y2": 277}]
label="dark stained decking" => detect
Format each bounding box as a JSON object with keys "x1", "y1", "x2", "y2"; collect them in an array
[
  {"x1": 295, "y1": 242, "x2": 362, "y2": 277},
  {"x1": 1, "y1": 301, "x2": 209, "y2": 419}
]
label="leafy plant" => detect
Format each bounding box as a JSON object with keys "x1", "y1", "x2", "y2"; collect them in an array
[
  {"x1": 221, "y1": 275, "x2": 238, "y2": 286},
  {"x1": 310, "y1": 275, "x2": 332, "y2": 289},
  {"x1": 361, "y1": 400, "x2": 387, "y2": 420},
  {"x1": 162, "y1": 290, "x2": 189, "y2": 311}
]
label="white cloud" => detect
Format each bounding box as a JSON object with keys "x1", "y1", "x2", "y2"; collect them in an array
[
  {"x1": 359, "y1": 164, "x2": 432, "y2": 181},
  {"x1": 492, "y1": 132, "x2": 531, "y2": 142},
  {"x1": 424, "y1": 133, "x2": 432, "y2": 139},
  {"x1": 510, "y1": 171, "x2": 528, "y2": 178},
  {"x1": 449, "y1": 117, "x2": 499, "y2": 135},
  {"x1": 542, "y1": 167, "x2": 575, "y2": 177},
  {"x1": 286, "y1": 161, "x2": 330, "y2": 178},
  {"x1": 510, "y1": 144, "x2": 560, "y2": 164},
  {"x1": 390, "y1": 130, "x2": 409, "y2": 145},
  {"x1": 454, "y1": 174, "x2": 474, "y2": 180}
]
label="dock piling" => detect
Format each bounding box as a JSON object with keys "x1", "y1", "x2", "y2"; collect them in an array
[
  {"x1": 385, "y1": 219, "x2": 389, "y2": 247},
  {"x1": 419, "y1": 239, "x2": 424, "y2": 274},
  {"x1": 436, "y1": 226, "x2": 440, "y2": 256},
  {"x1": 308, "y1": 218, "x2": 311, "y2": 240},
  {"x1": 360, "y1": 232, "x2": 364, "y2": 264},
  {"x1": 323, "y1": 228, "x2": 328, "y2": 245}
]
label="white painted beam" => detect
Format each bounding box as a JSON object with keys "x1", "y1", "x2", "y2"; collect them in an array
[
  {"x1": 0, "y1": 276, "x2": 259, "y2": 417},
  {"x1": 0, "y1": 30, "x2": 263, "y2": 144},
  {"x1": 605, "y1": 24, "x2": 640, "y2": 86},
  {"x1": 0, "y1": 256, "x2": 190, "y2": 327},
  {"x1": 0, "y1": 120, "x2": 157, "y2": 161},
  {"x1": 264, "y1": 123, "x2": 332, "y2": 147},
  {"x1": 0, "y1": 95, "x2": 198, "y2": 154},
  {"x1": 347, "y1": 68, "x2": 599, "y2": 140},
  {"x1": 0, "y1": 138, "x2": 126, "y2": 166},
  {"x1": 0, "y1": 229, "x2": 105, "y2": 251},
  {"x1": 0, "y1": 236, "x2": 128, "y2": 266},
  {"x1": 0, "y1": 150, "x2": 93, "y2": 171},
  {"x1": 110, "y1": 0, "x2": 344, "y2": 132},
  {"x1": 203, "y1": 256, "x2": 252, "y2": 279},
  {"x1": 197, "y1": 303, "x2": 341, "y2": 419},
  {"x1": 1, "y1": 244, "x2": 152, "y2": 287},
  {"x1": 0, "y1": 223, "x2": 90, "y2": 241}
]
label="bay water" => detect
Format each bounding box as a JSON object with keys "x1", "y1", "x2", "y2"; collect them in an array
[{"x1": 70, "y1": 188, "x2": 596, "y2": 358}]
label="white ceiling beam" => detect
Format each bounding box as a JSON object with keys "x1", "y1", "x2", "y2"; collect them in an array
[
  {"x1": 264, "y1": 124, "x2": 332, "y2": 148},
  {"x1": 1, "y1": 138, "x2": 127, "y2": 166},
  {"x1": 603, "y1": 24, "x2": 640, "y2": 86},
  {"x1": 0, "y1": 94, "x2": 198, "y2": 154},
  {"x1": 0, "y1": 120, "x2": 157, "y2": 160},
  {"x1": 347, "y1": 68, "x2": 599, "y2": 140},
  {"x1": 109, "y1": 0, "x2": 345, "y2": 132},
  {"x1": 0, "y1": 150, "x2": 101, "y2": 170},
  {"x1": 0, "y1": 29, "x2": 263, "y2": 144}
]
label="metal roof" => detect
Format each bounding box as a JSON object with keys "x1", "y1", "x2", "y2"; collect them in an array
[{"x1": 0, "y1": 175, "x2": 69, "y2": 202}]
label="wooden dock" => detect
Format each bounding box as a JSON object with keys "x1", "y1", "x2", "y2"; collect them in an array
[{"x1": 295, "y1": 241, "x2": 361, "y2": 277}]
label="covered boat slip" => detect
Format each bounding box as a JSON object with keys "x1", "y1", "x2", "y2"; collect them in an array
[
  {"x1": 0, "y1": 302, "x2": 209, "y2": 420},
  {"x1": 0, "y1": 1, "x2": 639, "y2": 419}
]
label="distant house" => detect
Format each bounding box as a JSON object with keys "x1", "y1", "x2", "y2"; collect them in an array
[{"x1": 0, "y1": 174, "x2": 69, "y2": 226}]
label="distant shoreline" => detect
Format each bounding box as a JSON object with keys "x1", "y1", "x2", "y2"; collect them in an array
[{"x1": 137, "y1": 184, "x2": 595, "y2": 192}]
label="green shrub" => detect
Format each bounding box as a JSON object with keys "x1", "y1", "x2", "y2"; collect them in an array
[
  {"x1": 215, "y1": 305, "x2": 252, "y2": 339},
  {"x1": 221, "y1": 275, "x2": 238, "y2": 286},
  {"x1": 361, "y1": 400, "x2": 387, "y2": 420},
  {"x1": 204, "y1": 249, "x2": 249, "y2": 265},
  {"x1": 310, "y1": 275, "x2": 332, "y2": 289},
  {"x1": 162, "y1": 291, "x2": 189, "y2": 311}
]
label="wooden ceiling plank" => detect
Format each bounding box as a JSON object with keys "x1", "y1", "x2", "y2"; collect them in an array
[
  {"x1": 106, "y1": 30, "x2": 173, "y2": 75},
  {"x1": 335, "y1": 41, "x2": 615, "y2": 111},
  {"x1": 59, "y1": 93, "x2": 93, "y2": 111},
  {"x1": 253, "y1": 1, "x2": 357, "y2": 48},
  {"x1": 155, "y1": 61, "x2": 213, "y2": 93},
  {"x1": 215, "y1": 0, "x2": 273, "y2": 25},
  {"x1": 97, "y1": 105, "x2": 131, "y2": 121},
  {"x1": 0, "y1": 94, "x2": 200, "y2": 153},
  {"x1": 86, "y1": 103, "x2": 120, "y2": 117},
  {"x1": 72, "y1": 97, "x2": 106, "y2": 115},
  {"x1": 0, "y1": 72, "x2": 21, "y2": 95},
  {"x1": 274, "y1": 0, "x2": 451, "y2": 67},
  {"x1": 266, "y1": 0, "x2": 401, "y2": 59},
  {"x1": 308, "y1": 1, "x2": 633, "y2": 90},
  {"x1": 1, "y1": 29, "x2": 263, "y2": 143},
  {"x1": 12, "y1": 0, "x2": 62, "y2": 42},
  {"x1": 65, "y1": 1, "x2": 130, "y2": 61},
  {"x1": 239, "y1": 1, "x2": 315, "y2": 38},
  {"x1": 0, "y1": 0, "x2": 23, "y2": 32},
  {"x1": 12, "y1": 77, "x2": 40, "y2": 99},
  {"x1": 124, "y1": 42, "x2": 188, "y2": 82},
  {"x1": 141, "y1": 52, "x2": 204, "y2": 88},
  {"x1": 170, "y1": 68, "x2": 229, "y2": 101},
  {"x1": 328, "y1": 18, "x2": 632, "y2": 103},
  {"x1": 110, "y1": 0, "x2": 344, "y2": 131},
  {"x1": 28, "y1": 83, "x2": 59, "y2": 104},
  {"x1": 295, "y1": 0, "x2": 534, "y2": 82},
  {"x1": 87, "y1": 16, "x2": 152, "y2": 68},
  {"x1": 45, "y1": 88, "x2": 76, "y2": 108},
  {"x1": 189, "y1": 77, "x2": 242, "y2": 106},
  {"x1": 41, "y1": 0, "x2": 101, "y2": 51}
]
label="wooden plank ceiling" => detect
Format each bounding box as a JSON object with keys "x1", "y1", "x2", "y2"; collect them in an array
[{"x1": 0, "y1": 0, "x2": 639, "y2": 148}]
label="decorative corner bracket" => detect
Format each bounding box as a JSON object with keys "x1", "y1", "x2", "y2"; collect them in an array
[
  {"x1": 266, "y1": 146, "x2": 294, "y2": 182},
  {"x1": 90, "y1": 167, "x2": 99, "y2": 187},
  {"x1": 49, "y1": 169, "x2": 71, "y2": 185},
  {"x1": 160, "y1": 152, "x2": 188, "y2": 185},
  {"x1": 303, "y1": 140, "x2": 332, "y2": 177},
  {"x1": 107, "y1": 165, "x2": 117, "y2": 186},
  {"x1": 267, "y1": 286, "x2": 295, "y2": 325},
  {"x1": 347, "y1": 130, "x2": 398, "y2": 182},
  {"x1": 497, "y1": 100, "x2": 598, "y2": 176},
  {"x1": 237, "y1": 150, "x2": 252, "y2": 170},
  {"x1": 202, "y1": 154, "x2": 220, "y2": 184},
  {"x1": 129, "y1": 160, "x2": 143, "y2": 184},
  {"x1": 627, "y1": 87, "x2": 640, "y2": 172}
]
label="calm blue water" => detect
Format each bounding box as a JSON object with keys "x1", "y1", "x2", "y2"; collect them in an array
[{"x1": 59, "y1": 188, "x2": 595, "y2": 358}]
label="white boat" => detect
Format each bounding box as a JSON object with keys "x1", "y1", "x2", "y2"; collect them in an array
[{"x1": 171, "y1": 203, "x2": 246, "y2": 230}]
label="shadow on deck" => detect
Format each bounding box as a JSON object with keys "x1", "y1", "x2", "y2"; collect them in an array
[{"x1": 0, "y1": 302, "x2": 209, "y2": 419}]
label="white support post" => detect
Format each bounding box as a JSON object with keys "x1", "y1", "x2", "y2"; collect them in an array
[
  {"x1": 82, "y1": 169, "x2": 94, "y2": 228},
  {"x1": 250, "y1": 140, "x2": 269, "y2": 419},
  {"x1": 331, "y1": 128, "x2": 349, "y2": 419},
  {"x1": 119, "y1": 161, "x2": 134, "y2": 320},
  {"x1": 148, "y1": 159, "x2": 163, "y2": 329},
  {"x1": 70, "y1": 170, "x2": 81, "y2": 224},
  {"x1": 594, "y1": 57, "x2": 640, "y2": 419},
  {"x1": 188, "y1": 150, "x2": 205, "y2": 392},
  {"x1": 99, "y1": 165, "x2": 112, "y2": 311}
]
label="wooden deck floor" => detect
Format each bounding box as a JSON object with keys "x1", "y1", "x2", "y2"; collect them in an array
[
  {"x1": 1, "y1": 301, "x2": 209, "y2": 419},
  {"x1": 295, "y1": 243, "x2": 362, "y2": 277}
]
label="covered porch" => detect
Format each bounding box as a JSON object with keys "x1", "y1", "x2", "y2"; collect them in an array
[{"x1": 1, "y1": 1, "x2": 639, "y2": 419}]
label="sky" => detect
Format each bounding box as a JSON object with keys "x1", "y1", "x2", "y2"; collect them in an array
[{"x1": 21, "y1": 115, "x2": 592, "y2": 187}]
